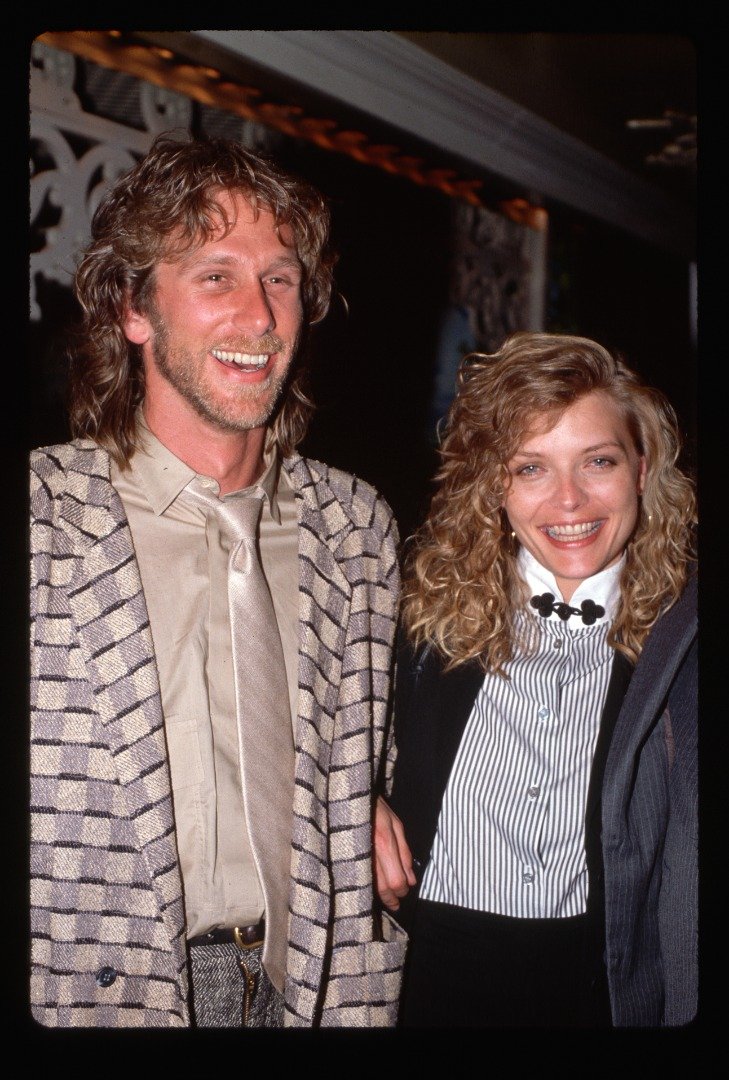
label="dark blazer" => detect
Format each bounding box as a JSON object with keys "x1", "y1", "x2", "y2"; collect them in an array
[
  {"x1": 389, "y1": 573, "x2": 697, "y2": 1027},
  {"x1": 601, "y1": 572, "x2": 697, "y2": 1026}
]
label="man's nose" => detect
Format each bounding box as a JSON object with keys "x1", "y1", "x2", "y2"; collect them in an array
[{"x1": 231, "y1": 279, "x2": 275, "y2": 337}]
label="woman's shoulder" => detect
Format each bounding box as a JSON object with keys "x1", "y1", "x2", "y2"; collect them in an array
[
  {"x1": 395, "y1": 626, "x2": 485, "y2": 703},
  {"x1": 638, "y1": 567, "x2": 697, "y2": 667},
  {"x1": 665, "y1": 566, "x2": 697, "y2": 625}
]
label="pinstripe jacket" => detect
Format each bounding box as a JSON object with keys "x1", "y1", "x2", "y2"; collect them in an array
[
  {"x1": 30, "y1": 440, "x2": 406, "y2": 1028},
  {"x1": 602, "y1": 571, "x2": 697, "y2": 1026}
]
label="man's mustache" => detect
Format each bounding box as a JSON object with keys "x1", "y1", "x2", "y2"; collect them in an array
[{"x1": 213, "y1": 334, "x2": 286, "y2": 354}]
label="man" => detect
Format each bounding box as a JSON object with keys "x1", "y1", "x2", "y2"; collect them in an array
[{"x1": 30, "y1": 134, "x2": 406, "y2": 1028}]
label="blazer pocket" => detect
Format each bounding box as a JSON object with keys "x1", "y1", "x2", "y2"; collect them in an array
[{"x1": 320, "y1": 913, "x2": 409, "y2": 1028}]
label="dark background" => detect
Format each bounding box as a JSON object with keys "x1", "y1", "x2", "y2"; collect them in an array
[{"x1": 20, "y1": 25, "x2": 717, "y2": 1050}]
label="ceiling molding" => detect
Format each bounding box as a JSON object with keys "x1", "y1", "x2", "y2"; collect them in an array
[
  {"x1": 195, "y1": 30, "x2": 694, "y2": 261},
  {"x1": 36, "y1": 30, "x2": 497, "y2": 211}
]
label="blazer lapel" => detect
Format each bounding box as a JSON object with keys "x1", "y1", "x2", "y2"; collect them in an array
[
  {"x1": 584, "y1": 650, "x2": 634, "y2": 829},
  {"x1": 433, "y1": 656, "x2": 485, "y2": 801},
  {"x1": 391, "y1": 643, "x2": 483, "y2": 868},
  {"x1": 61, "y1": 446, "x2": 186, "y2": 959},
  {"x1": 603, "y1": 574, "x2": 698, "y2": 816},
  {"x1": 285, "y1": 454, "x2": 353, "y2": 757},
  {"x1": 281, "y1": 455, "x2": 356, "y2": 1015}
]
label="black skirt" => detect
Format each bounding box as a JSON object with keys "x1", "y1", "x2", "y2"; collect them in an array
[{"x1": 398, "y1": 898, "x2": 612, "y2": 1028}]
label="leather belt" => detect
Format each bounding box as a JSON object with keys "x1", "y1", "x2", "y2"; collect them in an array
[{"x1": 189, "y1": 920, "x2": 265, "y2": 950}]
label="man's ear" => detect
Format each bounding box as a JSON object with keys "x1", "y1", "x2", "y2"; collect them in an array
[{"x1": 123, "y1": 303, "x2": 152, "y2": 346}]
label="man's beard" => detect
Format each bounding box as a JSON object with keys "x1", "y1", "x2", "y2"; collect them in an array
[{"x1": 148, "y1": 308, "x2": 297, "y2": 434}]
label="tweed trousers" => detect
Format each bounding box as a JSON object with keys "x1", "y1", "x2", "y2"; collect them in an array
[{"x1": 188, "y1": 941, "x2": 285, "y2": 1028}]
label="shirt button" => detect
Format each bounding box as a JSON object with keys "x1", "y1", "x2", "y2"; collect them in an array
[
  {"x1": 527, "y1": 785, "x2": 540, "y2": 799},
  {"x1": 553, "y1": 639, "x2": 562, "y2": 650},
  {"x1": 96, "y1": 966, "x2": 117, "y2": 988},
  {"x1": 537, "y1": 706, "x2": 549, "y2": 721},
  {"x1": 522, "y1": 870, "x2": 535, "y2": 884}
]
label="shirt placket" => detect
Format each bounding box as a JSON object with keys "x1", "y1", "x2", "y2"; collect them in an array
[{"x1": 519, "y1": 623, "x2": 572, "y2": 915}]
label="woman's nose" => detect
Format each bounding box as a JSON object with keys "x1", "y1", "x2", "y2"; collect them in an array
[{"x1": 551, "y1": 471, "x2": 587, "y2": 510}]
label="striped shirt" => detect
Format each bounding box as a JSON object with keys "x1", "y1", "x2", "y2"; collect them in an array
[{"x1": 420, "y1": 549, "x2": 623, "y2": 918}]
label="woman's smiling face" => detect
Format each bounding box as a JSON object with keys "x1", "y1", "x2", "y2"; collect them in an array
[{"x1": 503, "y1": 390, "x2": 646, "y2": 602}]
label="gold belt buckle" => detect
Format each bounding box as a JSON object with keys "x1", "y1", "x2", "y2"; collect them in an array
[{"x1": 233, "y1": 924, "x2": 264, "y2": 951}]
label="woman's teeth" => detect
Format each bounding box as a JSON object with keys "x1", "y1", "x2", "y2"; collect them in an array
[{"x1": 544, "y1": 521, "x2": 601, "y2": 539}]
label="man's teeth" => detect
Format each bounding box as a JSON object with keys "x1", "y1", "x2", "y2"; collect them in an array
[
  {"x1": 211, "y1": 349, "x2": 268, "y2": 368},
  {"x1": 545, "y1": 521, "x2": 601, "y2": 539}
]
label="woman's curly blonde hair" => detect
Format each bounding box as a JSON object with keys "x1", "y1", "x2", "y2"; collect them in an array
[{"x1": 401, "y1": 332, "x2": 696, "y2": 673}]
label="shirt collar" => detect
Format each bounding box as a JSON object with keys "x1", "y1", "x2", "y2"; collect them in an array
[
  {"x1": 217, "y1": 448, "x2": 282, "y2": 525},
  {"x1": 517, "y1": 546, "x2": 624, "y2": 623},
  {"x1": 130, "y1": 412, "x2": 282, "y2": 523}
]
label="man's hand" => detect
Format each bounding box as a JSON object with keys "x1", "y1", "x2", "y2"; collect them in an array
[{"x1": 374, "y1": 796, "x2": 417, "y2": 911}]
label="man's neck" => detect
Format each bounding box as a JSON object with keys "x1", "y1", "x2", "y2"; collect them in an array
[{"x1": 142, "y1": 400, "x2": 268, "y2": 495}]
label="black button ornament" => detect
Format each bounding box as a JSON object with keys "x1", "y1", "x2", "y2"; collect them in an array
[
  {"x1": 530, "y1": 593, "x2": 605, "y2": 625},
  {"x1": 95, "y1": 966, "x2": 117, "y2": 988}
]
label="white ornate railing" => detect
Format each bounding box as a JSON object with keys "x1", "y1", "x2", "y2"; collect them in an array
[{"x1": 29, "y1": 40, "x2": 278, "y2": 322}]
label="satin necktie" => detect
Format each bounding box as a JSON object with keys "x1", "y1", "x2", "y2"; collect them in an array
[{"x1": 186, "y1": 476, "x2": 294, "y2": 994}]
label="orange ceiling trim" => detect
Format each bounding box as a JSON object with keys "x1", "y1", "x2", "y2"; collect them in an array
[{"x1": 36, "y1": 29, "x2": 546, "y2": 227}]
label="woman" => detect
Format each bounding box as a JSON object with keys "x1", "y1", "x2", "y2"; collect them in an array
[{"x1": 378, "y1": 332, "x2": 697, "y2": 1027}]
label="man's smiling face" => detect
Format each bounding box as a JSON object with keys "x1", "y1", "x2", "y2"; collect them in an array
[{"x1": 124, "y1": 191, "x2": 304, "y2": 435}]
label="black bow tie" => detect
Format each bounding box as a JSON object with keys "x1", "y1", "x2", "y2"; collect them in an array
[{"x1": 530, "y1": 593, "x2": 605, "y2": 625}]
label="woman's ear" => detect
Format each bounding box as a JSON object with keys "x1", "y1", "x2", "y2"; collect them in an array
[{"x1": 637, "y1": 455, "x2": 647, "y2": 495}]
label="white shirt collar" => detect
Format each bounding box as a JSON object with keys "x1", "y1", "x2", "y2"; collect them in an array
[{"x1": 517, "y1": 547, "x2": 624, "y2": 623}]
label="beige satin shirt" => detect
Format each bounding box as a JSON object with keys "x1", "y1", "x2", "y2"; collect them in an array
[{"x1": 112, "y1": 423, "x2": 299, "y2": 937}]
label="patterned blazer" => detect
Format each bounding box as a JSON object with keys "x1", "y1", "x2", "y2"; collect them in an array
[{"x1": 30, "y1": 441, "x2": 406, "y2": 1028}]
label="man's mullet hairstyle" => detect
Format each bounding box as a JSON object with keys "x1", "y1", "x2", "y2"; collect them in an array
[{"x1": 69, "y1": 133, "x2": 336, "y2": 464}]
